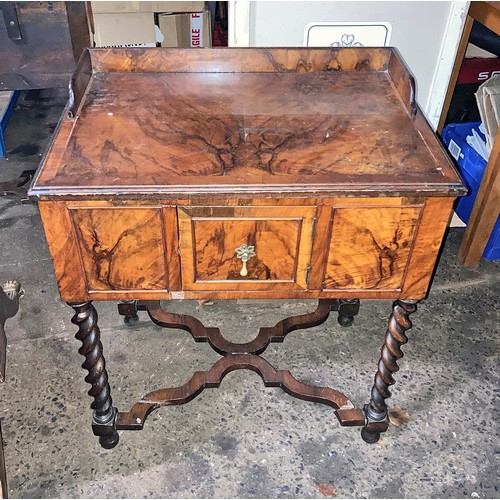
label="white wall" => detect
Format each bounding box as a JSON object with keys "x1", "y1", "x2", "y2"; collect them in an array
[{"x1": 240, "y1": 1, "x2": 467, "y2": 128}]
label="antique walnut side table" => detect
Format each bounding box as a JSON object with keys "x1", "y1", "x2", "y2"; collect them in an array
[{"x1": 29, "y1": 48, "x2": 466, "y2": 449}]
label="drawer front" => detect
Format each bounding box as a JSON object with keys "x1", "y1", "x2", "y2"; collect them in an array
[
  {"x1": 323, "y1": 206, "x2": 422, "y2": 291},
  {"x1": 178, "y1": 206, "x2": 316, "y2": 291},
  {"x1": 69, "y1": 207, "x2": 169, "y2": 291}
]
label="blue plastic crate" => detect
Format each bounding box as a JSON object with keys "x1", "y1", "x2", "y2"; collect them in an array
[
  {"x1": 442, "y1": 121, "x2": 500, "y2": 261},
  {"x1": 0, "y1": 90, "x2": 20, "y2": 157}
]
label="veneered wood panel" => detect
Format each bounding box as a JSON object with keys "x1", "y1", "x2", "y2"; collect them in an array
[
  {"x1": 402, "y1": 197, "x2": 455, "y2": 298},
  {"x1": 90, "y1": 47, "x2": 391, "y2": 74},
  {"x1": 388, "y1": 49, "x2": 417, "y2": 117},
  {"x1": 163, "y1": 206, "x2": 182, "y2": 291},
  {"x1": 194, "y1": 219, "x2": 299, "y2": 281},
  {"x1": 38, "y1": 201, "x2": 87, "y2": 301},
  {"x1": 307, "y1": 204, "x2": 334, "y2": 290},
  {"x1": 178, "y1": 206, "x2": 315, "y2": 291},
  {"x1": 69, "y1": 207, "x2": 168, "y2": 291},
  {"x1": 324, "y1": 207, "x2": 422, "y2": 290}
]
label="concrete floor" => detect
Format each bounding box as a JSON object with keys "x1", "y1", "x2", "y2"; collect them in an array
[{"x1": 0, "y1": 90, "x2": 499, "y2": 499}]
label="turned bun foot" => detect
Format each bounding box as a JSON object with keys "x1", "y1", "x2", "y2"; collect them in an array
[
  {"x1": 361, "y1": 427, "x2": 380, "y2": 444},
  {"x1": 336, "y1": 299, "x2": 359, "y2": 327},
  {"x1": 123, "y1": 313, "x2": 139, "y2": 326},
  {"x1": 337, "y1": 314, "x2": 354, "y2": 327},
  {"x1": 99, "y1": 432, "x2": 119, "y2": 449}
]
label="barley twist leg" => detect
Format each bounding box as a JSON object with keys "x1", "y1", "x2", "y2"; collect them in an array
[
  {"x1": 362, "y1": 299, "x2": 417, "y2": 443},
  {"x1": 69, "y1": 301, "x2": 119, "y2": 449}
]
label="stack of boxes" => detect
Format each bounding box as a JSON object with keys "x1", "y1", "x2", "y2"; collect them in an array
[
  {"x1": 158, "y1": 3, "x2": 210, "y2": 47},
  {"x1": 91, "y1": 1, "x2": 211, "y2": 48}
]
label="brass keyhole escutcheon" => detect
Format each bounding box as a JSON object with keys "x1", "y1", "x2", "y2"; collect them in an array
[{"x1": 235, "y1": 244, "x2": 256, "y2": 277}]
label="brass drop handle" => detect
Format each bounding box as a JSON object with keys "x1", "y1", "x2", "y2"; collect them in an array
[{"x1": 235, "y1": 243, "x2": 256, "y2": 277}]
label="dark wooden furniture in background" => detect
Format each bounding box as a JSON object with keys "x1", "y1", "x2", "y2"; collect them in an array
[
  {"x1": 0, "y1": 1, "x2": 92, "y2": 198},
  {"x1": 0, "y1": 280, "x2": 23, "y2": 499},
  {"x1": 0, "y1": 2, "x2": 92, "y2": 91},
  {"x1": 438, "y1": 1, "x2": 500, "y2": 267},
  {"x1": 29, "y1": 48, "x2": 466, "y2": 449}
]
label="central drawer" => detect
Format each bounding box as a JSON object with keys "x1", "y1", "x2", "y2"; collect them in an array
[{"x1": 178, "y1": 206, "x2": 316, "y2": 291}]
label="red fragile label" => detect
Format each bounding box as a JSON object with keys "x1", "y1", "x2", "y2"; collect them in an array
[{"x1": 190, "y1": 13, "x2": 203, "y2": 48}]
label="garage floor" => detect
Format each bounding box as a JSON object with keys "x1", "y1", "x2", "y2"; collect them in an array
[{"x1": 0, "y1": 90, "x2": 498, "y2": 499}]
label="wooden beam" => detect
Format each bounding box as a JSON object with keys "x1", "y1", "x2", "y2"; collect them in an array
[
  {"x1": 437, "y1": 14, "x2": 474, "y2": 133},
  {"x1": 458, "y1": 127, "x2": 500, "y2": 266},
  {"x1": 469, "y1": 1, "x2": 500, "y2": 34}
]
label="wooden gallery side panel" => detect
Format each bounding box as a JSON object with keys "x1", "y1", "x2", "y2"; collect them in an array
[{"x1": 38, "y1": 202, "x2": 176, "y2": 301}]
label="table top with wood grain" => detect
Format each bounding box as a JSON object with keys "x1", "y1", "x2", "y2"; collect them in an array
[{"x1": 29, "y1": 47, "x2": 466, "y2": 200}]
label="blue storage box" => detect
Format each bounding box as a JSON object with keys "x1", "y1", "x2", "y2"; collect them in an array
[
  {"x1": 0, "y1": 90, "x2": 19, "y2": 157},
  {"x1": 442, "y1": 121, "x2": 500, "y2": 261}
]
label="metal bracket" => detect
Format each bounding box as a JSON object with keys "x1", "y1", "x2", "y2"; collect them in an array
[
  {"x1": 0, "y1": 169, "x2": 36, "y2": 202},
  {"x1": 1, "y1": 3, "x2": 22, "y2": 41}
]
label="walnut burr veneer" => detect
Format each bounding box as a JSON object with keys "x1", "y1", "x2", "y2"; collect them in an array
[{"x1": 29, "y1": 48, "x2": 466, "y2": 448}]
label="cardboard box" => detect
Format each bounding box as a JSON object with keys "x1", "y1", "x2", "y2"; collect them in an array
[
  {"x1": 476, "y1": 74, "x2": 500, "y2": 149},
  {"x1": 156, "y1": 2, "x2": 205, "y2": 13},
  {"x1": 159, "y1": 11, "x2": 211, "y2": 47},
  {"x1": 91, "y1": 2, "x2": 205, "y2": 14},
  {"x1": 93, "y1": 13, "x2": 156, "y2": 47},
  {"x1": 92, "y1": 2, "x2": 145, "y2": 14}
]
